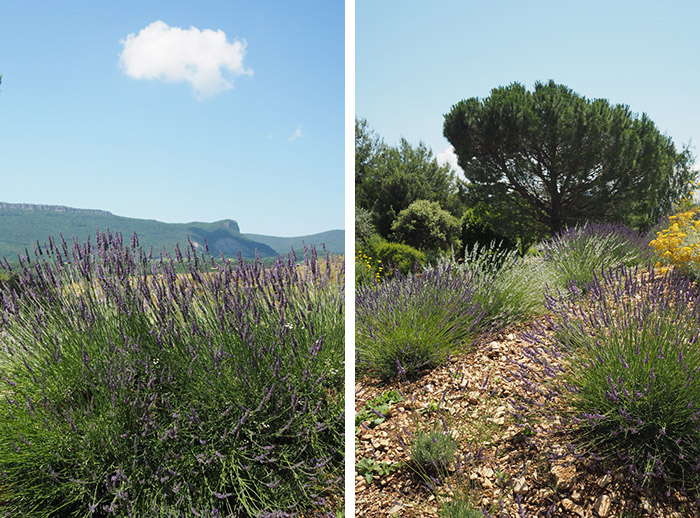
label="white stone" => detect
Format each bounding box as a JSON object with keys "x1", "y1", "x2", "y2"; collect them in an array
[
  {"x1": 594, "y1": 494, "x2": 611, "y2": 517},
  {"x1": 513, "y1": 477, "x2": 529, "y2": 495}
]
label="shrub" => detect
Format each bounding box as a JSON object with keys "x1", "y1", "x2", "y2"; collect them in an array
[
  {"x1": 409, "y1": 428, "x2": 458, "y2": 478},
  {"x1": 355, "y1": 204, "x2": 375, "y2": 243},
  {"x1": 375, "y1": 241, "x2": 426, "y2": 276},
  {"x1": 439, "y1": 494, "x2": 485, "y2": 518},
  {"x1": 457, "y1": 244, "x2": 549, "y2": 328},
  {"x1": 649, "y1": 206, "x2": 700, "y2": 278},
  {"x1": 460, "y1": 206, "x2": 515, "y2": 257},
  {"x1": 391, "y1": 199, "x2": 461, "y2": 255},
  {"x1": 0, "y1": 233, "x2": 344, "y2": 517},
  {"x1": 355, "y1": 247, "x2": 385, "y2": 286},
  {"x1": 516, "y1": 267, "x2": 700, "y2": 494},
  {"x1": 361, "y1": 235, "x2": 426, "y2": 277},
  {"x1": 356, "y1": 264, "x2": 485, "y2": 379},
  {"x1": 540, "y1": 222, "x2": 652, "y2": 290}
]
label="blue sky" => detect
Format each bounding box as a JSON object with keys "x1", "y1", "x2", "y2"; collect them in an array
[
  {"x1": 0, "y1": 1, "x2": 344, "y2": 236},
  {"x1": 356, "y1": 0, "x2": 700, "y2": 175}
]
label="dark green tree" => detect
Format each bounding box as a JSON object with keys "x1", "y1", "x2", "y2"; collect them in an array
[
  {"x1": 391, "y1": 200, "x2": 461, "y2": 254},
  {"x1": 444, "y1": 81, "x2": 696, "y2": 234},
  {"x1": 356, "y1": 118, "x2": 463, "y2": 237},
  {"x1": 460, "y1": 203, "x2": 515, "y2": 255},
  {"x1": 355, "y1": 117, "x2": 385, "y2": 205}
]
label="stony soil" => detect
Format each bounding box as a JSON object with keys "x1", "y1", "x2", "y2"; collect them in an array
[{"x1": 355, "y1": 319, "x2": 700, "y2": 518}]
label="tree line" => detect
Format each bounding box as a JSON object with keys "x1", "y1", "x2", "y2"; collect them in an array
[{"x1": 356, "y1": 80, "x2": 695, "y2": 274}]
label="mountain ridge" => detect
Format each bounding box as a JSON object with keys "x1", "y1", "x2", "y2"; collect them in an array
[{"x1": 0, "y1": 202, "x2": 344, "y2": 261}]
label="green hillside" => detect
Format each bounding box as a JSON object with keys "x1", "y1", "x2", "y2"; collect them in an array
[
  {"x1": 244, "y1": 229, "x2": 344, "y2": 255},
  {"x1": 0, "y1": 203, "x2": 343, "y2": 261}
]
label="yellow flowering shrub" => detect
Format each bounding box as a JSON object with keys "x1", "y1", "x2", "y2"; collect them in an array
[
  {"x1": 649, "y1": 207, "x2": 700, "y2": 275},
  {"x1": 355, "y1": 249, "x2": 384, "y2": 285}
]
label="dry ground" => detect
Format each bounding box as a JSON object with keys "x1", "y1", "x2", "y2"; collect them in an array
[{"x1": 355, "y1": 319, "x2": 700, "y2": 518}]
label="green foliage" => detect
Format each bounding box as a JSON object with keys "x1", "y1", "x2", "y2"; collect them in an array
[
  {"x1": 545, "y1": 270, "x2": 700, "y2": 492},
  {"x1": 0, "y1": 237, "x2": 344, "y2": 517},
  {"x1": 355, "y1": 390, "x2": 403, "y2": 431},
  {"x1": 355, "y1": 117, "x2": 385, "y2": 193},
  {"x1": 391, "y1": 199, "x2": 461, "y2": 254},
  {"x1": 439, "y1": 493, "x2": 485, "y2": 518},
  {"x1": 460, "y1": 204, "x2": 515, "y2": 256},
  {"x1": 0, "y1": 270, "x2": 19, "y2": 294},
  {"x1": 0, "y1": 204, "x2": 344, "y2": 259},
  {"x1": 356, "y1": 118, "x2": 463, "y2": 238},
  {"x1": 355, "y1": 204, "x2": 375, "y2": 244},
  {"x1": 361, "y1": 235, "x2": 426, "y2": 277},
  {"x1": 540, "y1": 222, "x2": 652, "y2": 290},
  {"x1": 244, "y1": 229, "x2": 345, "y2": 255},
  {"x1": 409, "y1": 428, "x2": 458, "y2": 478},
  {"x1": 356, "y1": 262, "x2": 485, "y2": 380},
  {"x1": 355, "y1": 458, "x2": 401, "y2": 485},
  {"x1": 444, "y1": 80, "x2": 696, "y2": 234},
  {"x1": 457, "y1": 244, "x2": 550, "y2": 328}
]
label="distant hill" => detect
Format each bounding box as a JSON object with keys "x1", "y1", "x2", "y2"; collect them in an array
[
  {"x1": 244, "y1": 230, "x2": 344, "y2": 255},
  {"x1": 0, "y1": 203, "x2": 344, "y2": 261}
]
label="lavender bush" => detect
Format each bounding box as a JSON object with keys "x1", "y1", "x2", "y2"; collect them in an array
[
  {"x1": 409, "y1": 427, "x2": 458, "y2": 479},
  {"x1": 518, "y1": 266, "x2": 700, "y2": 494},
  {"x1": 0, "y1": 232, "x2": 344, "y2": 517},
  {"x1": 356, "y1": 241, "x2": 552, "y2": 380},
  {"x1": 355, "y1": 264, "x2": 486, "y2": 379},
  {"x1": 539, "y1": 222, "x2": 652, "y2": 290},
  {"x1": 458, "y1": 244, "x2": 549, "y2": 328},
  {"x1": 438, "y1": 495, "x2": 485, "y2": 518}
]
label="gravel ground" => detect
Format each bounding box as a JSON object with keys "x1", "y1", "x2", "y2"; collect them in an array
[{"x1": 355, "y1": 319, "x2": 700, "y2": 518}]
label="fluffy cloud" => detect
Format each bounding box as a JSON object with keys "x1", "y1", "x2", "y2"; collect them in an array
[
  {"x1": 119, "y1": 20, "x2": 252, "y2": 98},
  {"x1": 436, "y1": 145, "x2": 465, "y2": 177}
]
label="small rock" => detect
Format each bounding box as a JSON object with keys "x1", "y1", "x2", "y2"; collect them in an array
[
  {"x1": 539, "y1": 488, "x2": 556, "y2": 501},
  {"x1": 480, "y1": 466, "x2": 494, "y2": 478},
  {"x1": 513, "y1": 477, "x2": 529, "y2": 495},
  {"x1": 597, "y1": 473, "x2": 612, "y2": 488},
  {"x1": 468, "y1": 391, "x2": 480, "y2": 404},
  {"x1": 594, "y1": 494, "x2": 611, "y2": 517},
  {"x1": 641, "y1": 498, "x2": 652, "y2": 513},
  {"x1": 551, "y1": 464, "x2": 577, "y2": 491},
  {"x1": 561, "y1": 498, "x2": 585, "y2": 516},
  {"x1": 571, "y1": 490, "x2": 582, "y2": 503}
]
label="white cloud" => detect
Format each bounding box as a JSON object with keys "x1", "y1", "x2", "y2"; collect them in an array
[
  {"x1": 119, "y1": 20, "x2": 253, "y2": 98},
  {"x1": 289, "y1": 124, "x2": 304, "y2": 141},
  {"x1": 436, "y1": 145, "x2": 465, "y2": 178}
]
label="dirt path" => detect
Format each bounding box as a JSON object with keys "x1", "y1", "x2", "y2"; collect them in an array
[{"x1": 355, "y1": 319, "x2": 699, "y2": 518}]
